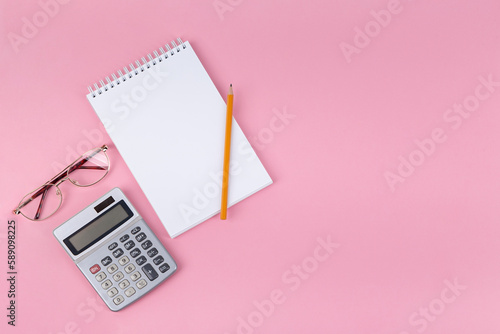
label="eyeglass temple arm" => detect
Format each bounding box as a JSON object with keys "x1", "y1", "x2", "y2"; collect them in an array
[
  {"x1": 34, "y1": 187, "x2": 49, "y2": 220},
  {"x1": 15, "y1": 146, "x2": 107, "y2": 213}
]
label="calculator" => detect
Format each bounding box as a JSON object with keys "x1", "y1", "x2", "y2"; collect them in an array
[{"x1": 53, "y1": 188, "x2": 177, "y2": 311}]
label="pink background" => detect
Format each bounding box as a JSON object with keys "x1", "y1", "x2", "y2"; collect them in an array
[{"x1": 2, "y1": 0, "x2": 500, "y2": 333}]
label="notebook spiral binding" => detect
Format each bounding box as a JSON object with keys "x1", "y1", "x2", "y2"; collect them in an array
[{"x1": 87, "y1": 38, "x2": 186, "y2": 98}]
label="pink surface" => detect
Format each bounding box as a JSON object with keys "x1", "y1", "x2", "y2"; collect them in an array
[{"x1": 1, "y1": 0, "x2": 500, "y2": 333}]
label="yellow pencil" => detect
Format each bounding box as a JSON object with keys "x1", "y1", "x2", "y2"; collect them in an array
[{"x1": 220, "y1": 84, "x2": 233, "y2": 220}]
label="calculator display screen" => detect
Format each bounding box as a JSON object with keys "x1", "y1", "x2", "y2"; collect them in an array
[{"x1": 64, "y1": 200, "x2": 133, "y2": 255}]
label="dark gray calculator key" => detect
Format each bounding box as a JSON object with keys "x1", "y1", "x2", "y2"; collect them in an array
[
  {"x1": 141, "y1": 240, "x2": 153, "y2": 250},
  {"x1": 147, "y1": 248, "x2": 158, "y2": 258},
  {"x1": 119, "y1": 234, "x2": 130, "y2": 242},
  {"x1": 131, "y1": 226, "x2": 141, "y2": 235},
  {"x1": 135, "y1": 232, "x2": 147, "y2": 242},
  {"x1": 101, "y1": 256, "x2": 112, "y2": 266},
  {"x1": 130, "y1": 248, "x2": 141, "y2": 258},
  {"x1": 142, "y1": 263, "x2": 159, "y2": 281},
  {"x1": 112, "y1": 248, "x2": 124, "y2": 258},
  {"x1": 124, "y1": 240, "x2": 135, "y2": 250},
  {"x1": 136, "y1": 256, "x2": 147, "y2": 266},
  {"x1": 108, "y1": 242, "x2": 118, "y2": 251},
  {"x1": 158, "y1": 263, "x2": 170, "y2": 273},
  {"x1": 153, "y1": 256, "x2": 164, "y2": 265}
]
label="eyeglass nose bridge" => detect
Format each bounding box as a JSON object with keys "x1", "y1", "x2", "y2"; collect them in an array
[
  {"x1": 54, "y1": 176, "x2": 83, "y2": 191},
  {"x1": 54, "y1": 178, "x2": 68, "y2": 190}
]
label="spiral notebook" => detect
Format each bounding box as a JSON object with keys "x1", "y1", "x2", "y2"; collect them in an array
[{"x1": 86, "y1": 38, "x2": 272, "y2": 238}]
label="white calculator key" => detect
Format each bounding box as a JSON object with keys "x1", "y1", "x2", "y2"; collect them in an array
[
  {"x1": 113, "y1": 295, "x2": 125, "y2": 305},
  {"x1": 113, "y1": 271, "x2": 124, "y2": 282},
  {"x1": 101, "y1": 279, "x2": 112, "y2": 290},
  {"x1": 118, "y1": 256, "x2": 130, "y2": 266},
  {"x1": 107, "y1": 288, "x2": 118, "y2": 298},
  {"x1": 119, "y1": 279, "x2": 130, "y2": 290},
  {"x1": 124, "y1": 264, "x2": 135, "y2": 274},
  {"x1": 107, "y1": 264, "x2": 118, "y2": 274},
  {"x1": 136, "y1": 279, "x2": 147, "y2": 289},
  {"x1": 95, "y1": 272, "x2": 107, "y2": 282},
  {"x1": 125, "y1": 287, "x2": 136, "y2": 297},
  {"x1": 130, "y1": 271, "x2": 141, "y2": 281}
]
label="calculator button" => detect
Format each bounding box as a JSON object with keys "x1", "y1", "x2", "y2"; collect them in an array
[
  {"x1": 119, "y1": 279, "x2": 130, "y2": 290},
  {"x1": 136, "y1": 256, "x2": 147, "y2": 266},
  {"x1": 153, "y1": 256, "x2": 164, "y2": 265},
  {"x1": 147, "y1": 248, "x2": 158, "y2": 257},
  {"x1": 101, "y1": 279, "x2": 112, "y2": 290},
  {"x1": 124, "y1": 240, "x2": 135, "y2": 250},
  {"x1": 118, "y1": 256, "x2": 130, "y2": 266},
  {"x1": 159, "y1": 263, "x2": 170, "y2": 273},
  {"x1": 135, "y1": 232, "x2": 147, "y2": 242},
  {"x1": 136, "y1": 279, "x2": 147, "y2": 289},
  {"x1": 130, "y1": 271, "x2": 142, "y2": 281},
  {"x1": 125, "y1": 287, "x2": 136, "y2": 297},
  {"x1": 130, "y1": 248, "x2": 141, "y2": 258},
  {"x1": 90, "y1": 264, "x2": 101, "y2": 274},
  {"x1": 125, "y1": 264, "x2": 136, "y2": 274},
  {"x1": 112, "y1": 248, "x2": 124, "y2": 258},
  {"x1": 119, "y1": 234, "x2": 130, "y2": 242},
  {"x1": 107, "y1": 288, "x2": 118, "y2": 298},
  {"x1": 113, "y1": 295, "x2": 125, "y2": 305},
  {"x1": 113, "y1": 271, "x2": 124, "y2": 282},
  {"x1": 107, "y1": 264, "x2": 118, "y2": 274},
  {"x1": 101, "y1": 256, "x2": 112, "y2": 266},
  {"x1": 141, "y1": 240, "x2": 153, "y2": 250},
  {"x1": 131, "y1": 226, "x2": 141, "y2": 235},
  {"x1": 108, "y1": 242, "x2": 118, "y2": 251},
  {"x1": 142, "y1": 263, "x2": 159, "y2": 281},
  {"x1": 95, "y1": 272, "x2": 107, "y2": 282}
]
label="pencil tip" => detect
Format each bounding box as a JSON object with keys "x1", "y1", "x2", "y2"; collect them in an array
[{"x1": 230, "y1": 84, "x2": 232, "y2": 87}]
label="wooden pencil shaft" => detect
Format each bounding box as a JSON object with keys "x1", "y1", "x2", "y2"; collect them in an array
[{"x1": 221, "y1": 87, "x2": 233, "y2": 219}]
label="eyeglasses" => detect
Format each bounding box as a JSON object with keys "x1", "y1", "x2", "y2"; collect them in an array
[{"x1": 13, "y1": 145, "x2": 110, "y2": 221}]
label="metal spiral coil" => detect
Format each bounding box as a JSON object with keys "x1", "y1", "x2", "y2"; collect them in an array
[{"x1": 88, "y1": 37, "x2": 186, "y2": 98}]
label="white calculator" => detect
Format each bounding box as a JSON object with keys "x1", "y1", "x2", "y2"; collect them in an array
[{"x1": 53, "y1": 188, "x2": 177, "y2": 311}]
